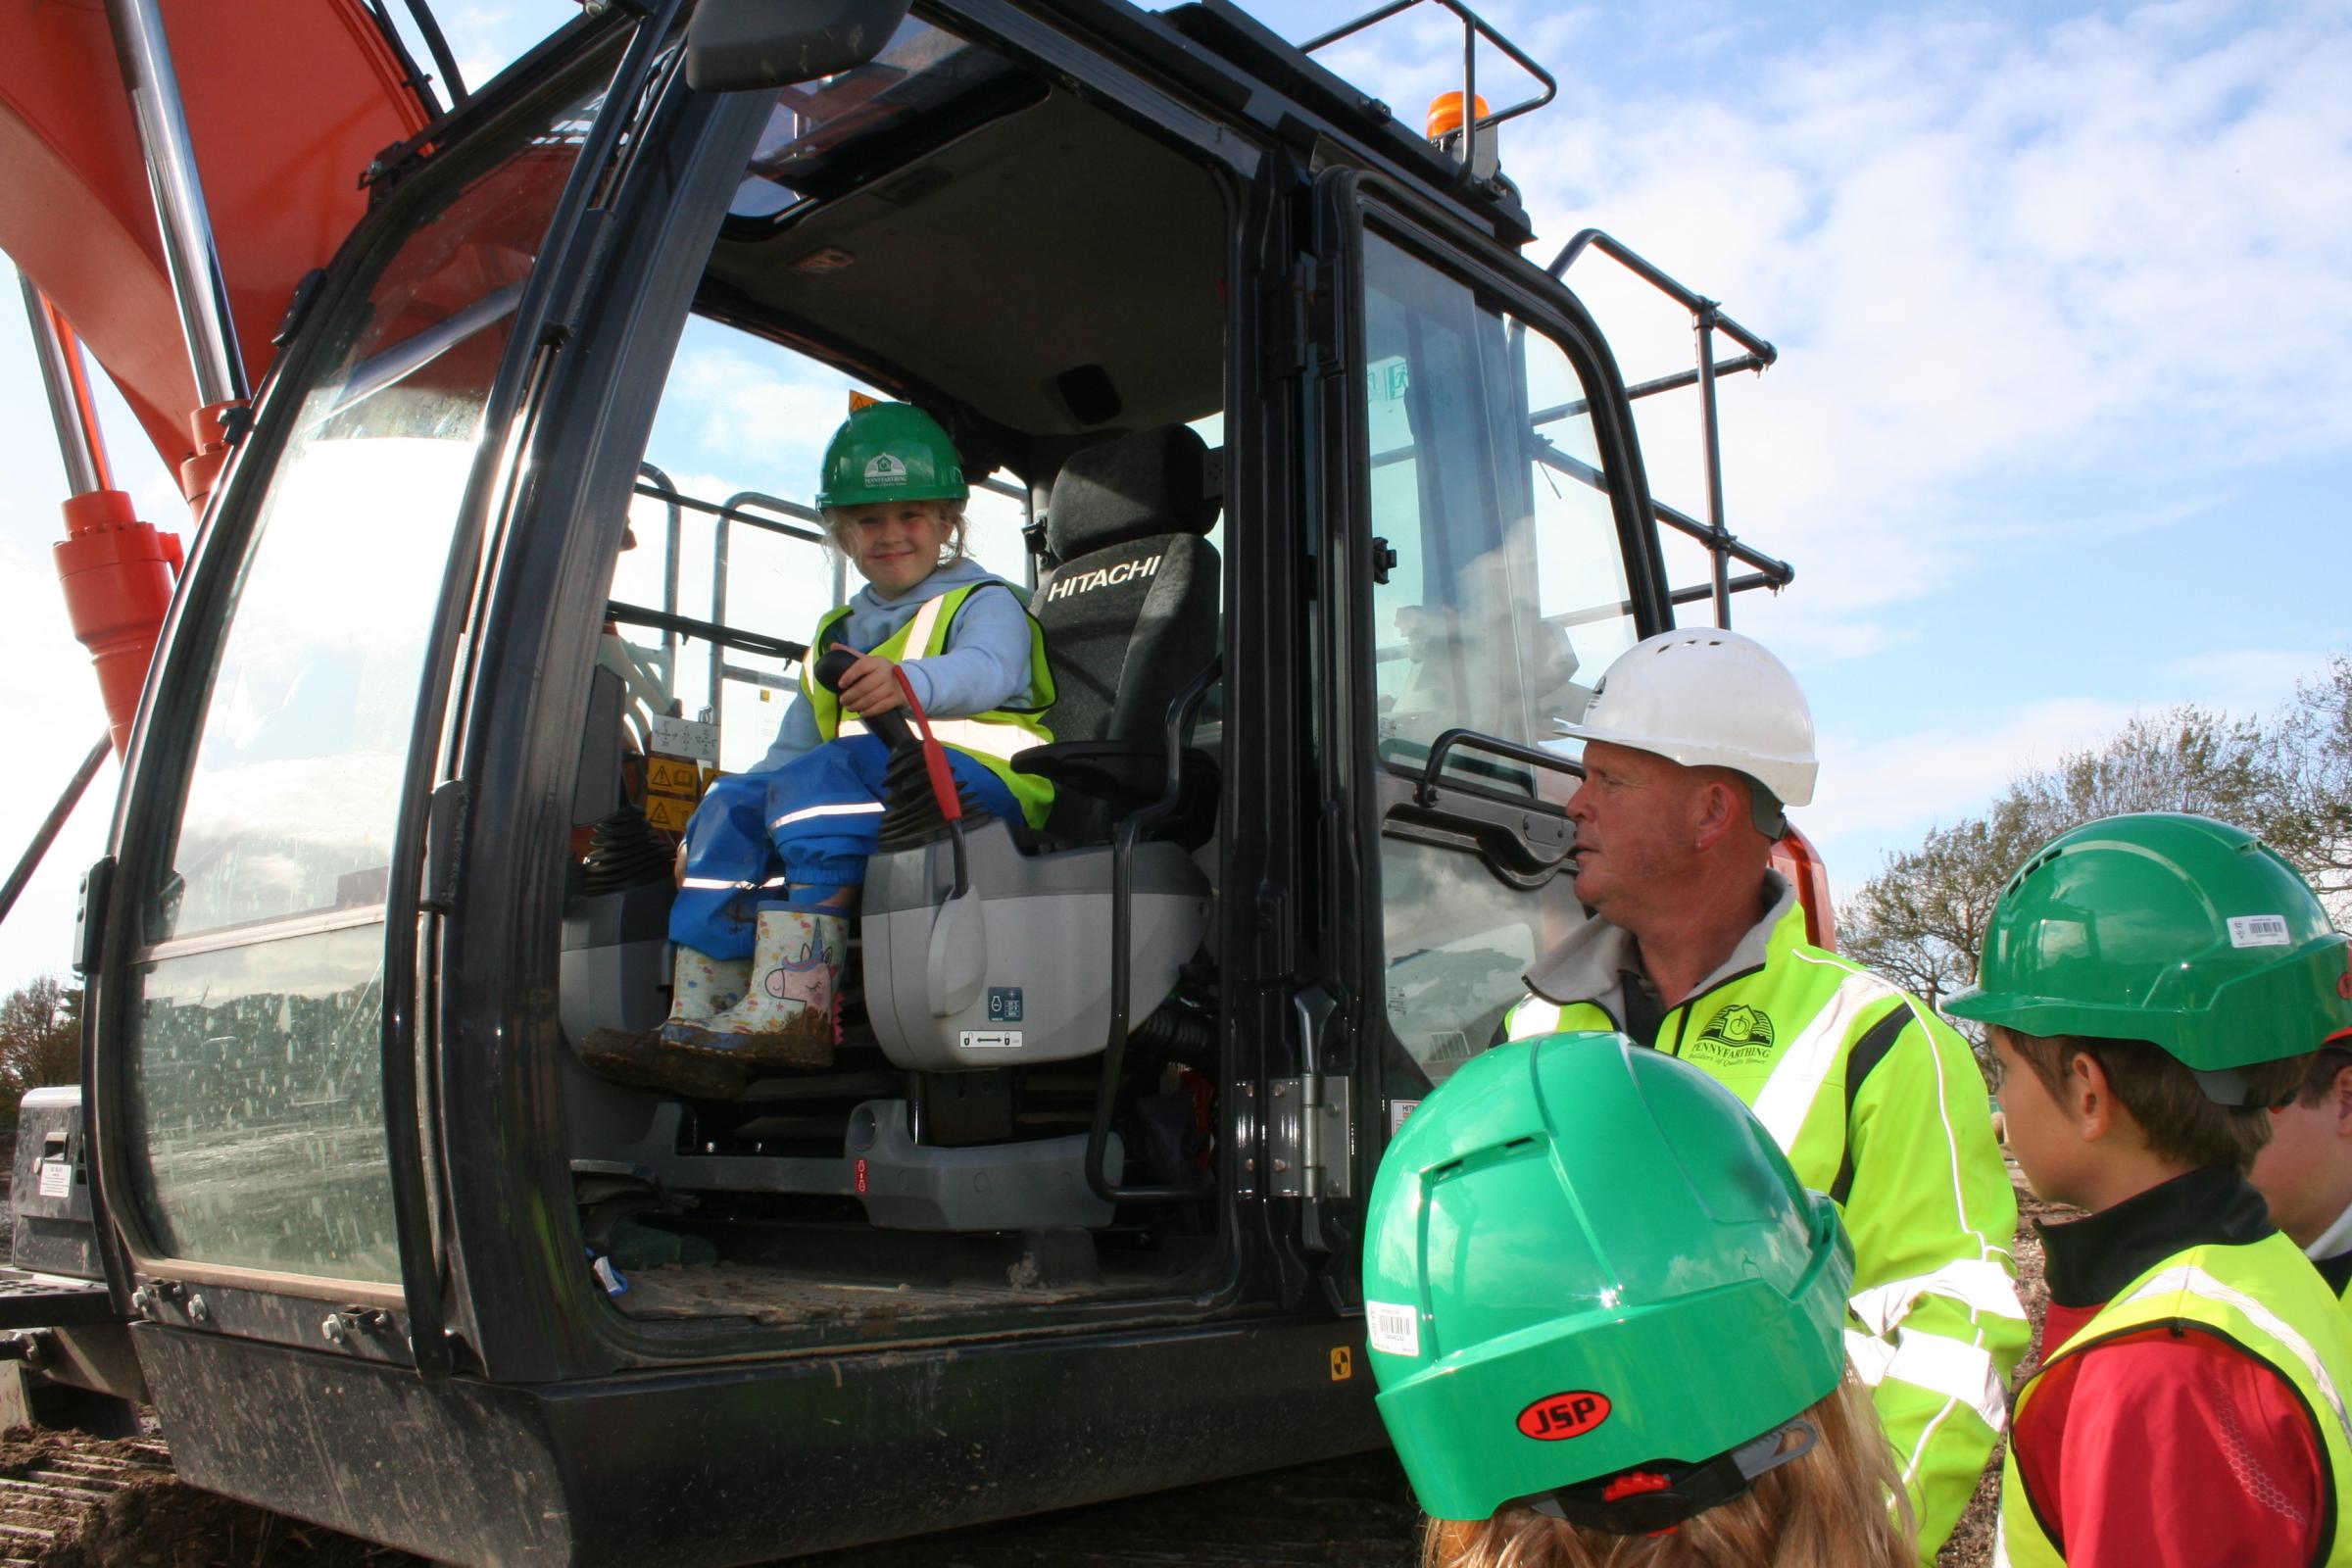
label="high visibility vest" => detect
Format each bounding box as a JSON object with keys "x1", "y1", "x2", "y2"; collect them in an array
[
  {"x1": 1995, "y1": 1233, "x2": 2352, "y2": 1566},
  {"x1": 1503, "y1": 899, "x2": 2027, "y2": 1565},
  {"x1": 802, "y1": 583, "x2": 1057, "y2": 828}
]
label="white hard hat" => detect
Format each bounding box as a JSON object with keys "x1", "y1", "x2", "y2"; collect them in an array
[{"x1": 1555, "y1": 628, "x2": 1818, "y2": 808}]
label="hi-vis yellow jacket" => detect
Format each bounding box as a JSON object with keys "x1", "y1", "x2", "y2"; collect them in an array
[
  {"x1": 1505, "y1": 880, "x2": 2026, "y2": 1565},
  {"x1": 803, "y1": 583, "x2": 1056, "y2": 827}
]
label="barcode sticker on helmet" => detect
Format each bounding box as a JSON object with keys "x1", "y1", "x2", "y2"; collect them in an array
[
  {"x1": 1366, "y1": 1300, "x2": 1420, "y2": 1356},
  {"x1": 2230, "y1": 915, "x2": 2291, "y2": 948}
]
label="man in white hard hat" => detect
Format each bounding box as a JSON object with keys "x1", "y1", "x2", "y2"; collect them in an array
[{"x1": 1502, "y1": 627, "x2": 2025, "y2": 1565}]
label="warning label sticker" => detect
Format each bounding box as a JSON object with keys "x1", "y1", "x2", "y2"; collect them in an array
[
  {"x1": 2230, "y1": 915, "x2": 2292, "y2": 949},
  {"x1": 37, "y1": 1160, "x2": 71, "y2": 1200},
  {"x1": 1366, "y1": 1300, "x2": 1420, "y2": 1357},
  {"x1": 646, "y1": 756, "x2": 705, "y2": 796},
  {"x1": 643, "y1": 795, "x2": 698, "y2": 833}
]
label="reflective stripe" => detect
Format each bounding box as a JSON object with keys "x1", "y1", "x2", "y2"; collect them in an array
[
  {"x1": 769, "y1": 801, "x2": 886, "y2": 831},
  {"x1": 1748, "y1": 968, "x2": 1901, "y2": 1151},
  {"x1": 1507, "y1": 1000, "x2": 1566, "y2": 1040},
  {"x1": 904, "y1": 591, "x2": 951, "y2": 655},
  {"x1": 679, "y1": 876, "x2": 794, "y2": 892},
  {"x1": 1882, "y1": 1328, "x2": 2008, "y2": 1433},
  {"x1": 1850, "y1": 1259, "x2": 2028, "y2": 1337},
  {"x1": 838, "y1": 713, "x2": 1033, "y2": 763},
  {"x1": 2123, "y1": 1263, "x2": 2352, "y2": 1449},
  {"x1": 1844, "y1": 1328, "x2": 1899, "y2": 1386}
]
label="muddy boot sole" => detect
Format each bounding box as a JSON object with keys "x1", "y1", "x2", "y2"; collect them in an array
[
  {"x1": 578, "y1": 1027, "x2": 753, "y2": 1100},
  {"x1": 657, "y1": 1013, "x2": 834, "y2": 1070}
]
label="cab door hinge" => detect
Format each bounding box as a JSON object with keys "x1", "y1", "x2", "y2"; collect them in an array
[{"x1": 1265, "y1": 1073, "x2": 1353, "y2": 1200}]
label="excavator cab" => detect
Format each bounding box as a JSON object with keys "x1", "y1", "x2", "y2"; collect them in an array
[{"x1": 6, "y1": 1, "x2": 1794, "y2": 1561}]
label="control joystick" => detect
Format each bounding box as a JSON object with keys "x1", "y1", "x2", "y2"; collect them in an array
[{"x1": 811, "y1": 648, "x2": 917, "y2": 752}]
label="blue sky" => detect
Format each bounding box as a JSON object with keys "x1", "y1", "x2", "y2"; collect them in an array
[{"x1": 1, "y1": 0, "x2": 2346, "y2": 993}]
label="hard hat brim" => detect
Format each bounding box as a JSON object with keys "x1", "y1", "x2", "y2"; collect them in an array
[{"x1": 1552, "y1": 718, "x2": 1819, "y2": 809}]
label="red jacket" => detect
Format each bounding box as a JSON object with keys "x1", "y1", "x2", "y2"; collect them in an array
[{"x1": 2016, "y1": 1168, "x2": 2328, "y2": 1567}]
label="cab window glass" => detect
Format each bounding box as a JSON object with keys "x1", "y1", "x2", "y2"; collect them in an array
[
  {"x1": 1361, "y1": 230, "x2": 1634, "y2": 1083},
  {"x1": 122, "y1": 84, "x2": 597, "y2": 1282}
]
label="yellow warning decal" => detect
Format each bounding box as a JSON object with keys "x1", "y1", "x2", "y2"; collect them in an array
[
  {"x1": 646, "y1": 756, "x2": 705, "y2": 797},
  {"x1": 643, "y1": 795, "x2": 698, "y2": 833},
  {"x1": 1329, "y1": 1347, "x2": 1353, "y2": 1382}
]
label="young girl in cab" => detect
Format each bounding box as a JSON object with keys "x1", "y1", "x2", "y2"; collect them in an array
[
  {"x1": 1363, "y1": 1032, "x2": 1913, "y2": 1568},
  {"x1": 585, "y1": 402, "x2": 1053, "y2": 1096}
]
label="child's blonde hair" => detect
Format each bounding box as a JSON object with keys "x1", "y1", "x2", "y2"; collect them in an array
[
  {"x1": 1421, "y1": 1375, "x2": 1914, "y2": 1568},
  {"x1": 820, "y1": 498, "x2": 969, "y2": 570}
]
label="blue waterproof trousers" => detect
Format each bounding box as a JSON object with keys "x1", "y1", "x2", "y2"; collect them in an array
[{"x1": 667, "y1": 735, "x2": 1019, "y2": 959}]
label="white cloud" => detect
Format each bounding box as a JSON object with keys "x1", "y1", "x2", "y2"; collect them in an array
[{"x1": 1334, "y1": 0, "x2": 2352, "y2": 649}]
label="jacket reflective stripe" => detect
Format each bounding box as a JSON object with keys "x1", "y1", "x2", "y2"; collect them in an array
[
  {"x1": 836, "y1": 714, "x2": 1037, "y2": 764},
  {"x1": 1504, "y1": 999, "x2": 1567, "y2": 1039},
  {"x1": 769, "y1": 801, "x2": 887, "y2": 831},
  {"x1": 1843, "y1": 1328, "x2": 2007, "y2": 1431},
  {"x1": 1852, "y1": 1260, "x2": 2033, "y2": 1337},
  {"x1": 902, "y1": 590, "x2": 950, "y2": 656},
  {"x1": 1888, "y1": 1329, "x2": 2008, "y2": 1432},
  {"x1": 1750, "y1": 963, "x2": 1902, "y2": 1150},
  {"x1": 681, "y1": 875, "x2": 790, "y2": 891},
  {"x1": 2124, "y1": 1264, "x2": 2352, "y2": 1447}
]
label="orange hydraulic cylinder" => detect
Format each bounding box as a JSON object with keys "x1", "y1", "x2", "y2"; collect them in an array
[
  {"x1": 55, "y1": 488, "x2": 179, "y2": 758},
  {"x1": 177, "y1": 398, "x2": 243, "y2": 510}
]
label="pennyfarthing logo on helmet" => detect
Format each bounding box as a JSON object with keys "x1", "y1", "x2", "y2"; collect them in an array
[
  {"x1": 1690, "y1": 1004, "x2": 1776, "y2": 1061},
  {"x1": 863, "y1": 452, "x2": 907, "y2": 486}
]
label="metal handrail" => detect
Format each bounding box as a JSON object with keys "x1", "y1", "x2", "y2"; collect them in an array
[
  {"x1": 1548, "y1": 227, "x2": 1784, "y2": 626},
  {"x1": 1301, "y1": 0, "x2": 1556, "y2": 189}
]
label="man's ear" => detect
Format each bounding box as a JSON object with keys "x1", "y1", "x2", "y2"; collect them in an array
[
  {"x1": 2328, "y1": 1063, "x2": 2352, "y2": 1138},
  {"x1": 2067, "y1": 1050, "x2": 2116, "y2": 1143},
  {"x1": 1690, "y1": 778, "x2": 1740, "y2": 854}
]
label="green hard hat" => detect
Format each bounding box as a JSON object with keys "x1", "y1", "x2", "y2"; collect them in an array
[
  {"x1": 1942, "y1": 813, "x2": 2352, "y2": 1075},
  {"x1": 1363, "y1": 1033, "x2": 1853, "y2": 1527},
  {"x1": 814, "y1": 402, "x2": 967, "y2": 510}
]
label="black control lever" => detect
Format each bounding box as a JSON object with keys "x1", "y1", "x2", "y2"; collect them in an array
[
  {"x1": 808, "y1": 646, "x2": 984, "y2": 887},
  {"x1": 810, "y1": 647, "x2": 916, "y2": 751}
]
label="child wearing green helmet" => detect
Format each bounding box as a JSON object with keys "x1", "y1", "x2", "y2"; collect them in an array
[
  {"x1": 583, "y1": 402, "x2": 1054, "y2": 1095},
  {"x1": 1942, "y1": 811, "x2": 2352, "y2": 1568},
  {"x1": 1364, "y1": 1031, "x2": 1914, "y2": 1568}
]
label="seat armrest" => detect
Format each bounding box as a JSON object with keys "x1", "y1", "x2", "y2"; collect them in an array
[{"x1": 1009, "y1": 741, "x2": 1170, "y2": 811}]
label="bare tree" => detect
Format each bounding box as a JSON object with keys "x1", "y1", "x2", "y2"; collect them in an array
[
  {"x1": 1841, "y1": 683, "x2": 2349, "y2": 1050},
  {"x1": 2262, "y1": 656, "x2": 2352, "y2": 916}
]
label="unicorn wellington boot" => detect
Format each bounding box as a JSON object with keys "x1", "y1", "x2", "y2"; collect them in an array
[
  {"x1": 659, "y1": 905, "x2": 845, "y2": 1070},
  {"x1": 578, "y1": 947, "x2": 756, "y2": 1098}
]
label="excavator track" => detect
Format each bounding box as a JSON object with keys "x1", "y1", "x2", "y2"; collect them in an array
[
  {"x1": 0, "y1": 1436, "x2": 172, "y2": 1566},
  {"x1": 0, "y1": 1424, "x2": 1415, "y2": 1566}
]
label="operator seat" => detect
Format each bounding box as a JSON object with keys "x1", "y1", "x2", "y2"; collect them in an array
[{"x1": 1018, "y1": 424, "x2": 1221, "y2": 844}]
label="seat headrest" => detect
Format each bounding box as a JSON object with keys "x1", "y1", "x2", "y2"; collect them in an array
[{"x1": 1047, "y1": 425, "x2": 1218, "y2": 560}]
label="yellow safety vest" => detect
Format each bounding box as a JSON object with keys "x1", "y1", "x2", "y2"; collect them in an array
[
  {"x1": 1996, "y1": 1232, "x2": 2352, "y2": 1566},
  {"x1": 801, "y1": 583, "x2": 1057, "y2": 828}
]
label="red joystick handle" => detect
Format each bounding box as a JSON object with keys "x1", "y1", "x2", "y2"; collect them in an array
[{"x1": 892, "y1": 667, "x2": 962, "y2": 823}]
